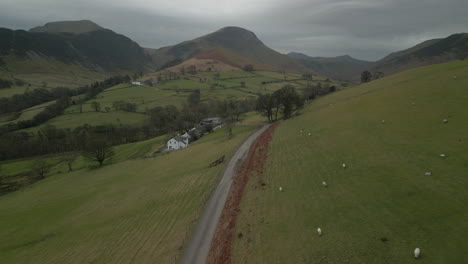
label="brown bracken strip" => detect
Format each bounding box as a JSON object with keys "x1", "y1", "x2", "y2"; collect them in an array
[{"x1": 207, "y1": 122, "x2": 279, "y2": 264}]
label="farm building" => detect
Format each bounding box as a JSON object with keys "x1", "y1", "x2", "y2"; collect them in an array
[
  {"x1": 166, "y1": 133, "x2": 190, "y2": 150},
  {"x1": 132, "y1": 81, "x2": 142, "y2": 85},
  {"x1": 200, "y1": 117, "x2": 223, "y2": 127}
]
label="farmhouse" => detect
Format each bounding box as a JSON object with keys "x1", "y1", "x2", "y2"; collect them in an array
[
  {"x1": 166, "y1": 133, "x2": 191, "y2": 151},
  {"x1": 132, "y1": 81, "x2": 142, "y2": 85}
]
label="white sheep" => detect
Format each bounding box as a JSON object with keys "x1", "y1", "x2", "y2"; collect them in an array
[
  {"x1": 317, "y1": 227, "x2": 322, "y2": 236},
  {"x1": 453, "y1": 76, "x2": 457, "y2": 79},
  {"x1": 443, "y1": 119, "x2": 448, "y2": 123},
  {"x1": 308, "y1": 133, "x2": 312, "y2": 136},
  {"x1": 382, "y1": 120, "x2": 385, "y2": 123},
  {"x1": 322, "y1": 181, "x2": 328, "y2": 187},
  {"x1": 414, "y1": 248, "x2": 421, "y2": 259},
  {"x1": 342, "y1": 163, "x2": 347, "y2": 168},
  {"x1": 424, "y1": 172, "x2": 432, "y2": 176},
  {"x1": 440, "y1": 154, "x2": 446, "y2": 158},
  {"x1": 279, "y1": 187, "x2": 283, "y2": 192}
]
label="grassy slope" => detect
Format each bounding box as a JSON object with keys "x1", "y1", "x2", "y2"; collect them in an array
[
  {"x1": 0, "y1": 125, "x2": 258, "y2": 264},
  {"x1": 232, "y1": 60, "x2": 468, "y2": 263},
  {"x1": 0, "y1": 55, "x2": 105, "y2": 98}
]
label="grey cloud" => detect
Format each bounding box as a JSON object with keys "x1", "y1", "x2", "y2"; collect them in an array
[{"x1": 0, "y1": 0, "x2": 467, "y2": 61}]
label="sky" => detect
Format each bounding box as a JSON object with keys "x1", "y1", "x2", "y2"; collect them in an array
[{"x1": 1, "y1": 0, "x2": 467, "y2": 61}]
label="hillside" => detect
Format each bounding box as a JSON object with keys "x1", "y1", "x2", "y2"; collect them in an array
[
  {"x1": 0, "y1": 125, "x2": 258, "y2": 263},
  {"x1": 0, "y1": 21, "x2": 152, "y2": 74},
  {"x1": 146, "y1": 27, "x2": 302, "y2": 72},
  {"x1": 370, "y1": 33, "x2": 468, "y2": 76},
  {"x1": 232, "y1": 60, "x2": 468, "y2": 263},
  {"x1": 288, "y1": 52, "x2": 372, "y2": 81}
]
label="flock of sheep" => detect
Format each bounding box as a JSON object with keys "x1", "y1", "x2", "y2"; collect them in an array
[{"x1": 291, "y1": 118, "x2": 451, "y2": 259}]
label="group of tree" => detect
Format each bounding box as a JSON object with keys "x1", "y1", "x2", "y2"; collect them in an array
[
  {"x1": 302, "y1": 82, "x2": 336, "y2": 100},
  {"x1": 0, "y1": 78, "x2": 13, "y2": 89},
  {"x1": 361, "y1": 71, "x2": 385, "y2": 83},
  {"x1": 256, "y1": 85, "x2": 304, "y2": 122}
]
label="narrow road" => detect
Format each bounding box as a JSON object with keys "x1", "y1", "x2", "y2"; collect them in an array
[{"x1": 181, "y1": 124, "x2": 270, "y2": 264}]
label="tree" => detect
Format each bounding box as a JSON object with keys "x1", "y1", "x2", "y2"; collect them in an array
[
  {"x1": 91, "y1": 101, "x2": 101, "y2": 112},
  {"x1": 62, "y1": 152, "x2": 79, "y2": 172},
  {"x1": 188, "y1": 90, "x2": 201, "y2": 107},
  {"x1": 256, "y1": 94, "x2": 276, "y2": 122},
  {"x1": 272, "y1": 85, "x2": 304, "y2": 119},
  {"x1": 361, "y1": 71, "x2": 372, "y2": 83},
  {"x1": 30, "y1": 159, "x2": 49, "y2": 179},
  {"x1": 373, "y1": 71, "x2": 384, "y2": 80},
  {"x1": 243, "y1": 64, "x2": 254, "y2": 72},
  {"x1": 82, "y1": 139, "x2": 115, "y2": 166}
]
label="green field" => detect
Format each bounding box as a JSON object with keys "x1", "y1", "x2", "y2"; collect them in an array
[
  {"x1": 11, "y1": 70, "x2": 318, "y2": 131},
  {"x1": 0, "y1": 125, "x2": 258, "y2": 263},
  {"x1": 232, "y1": 60, "x2": 468, "y2": 263}
]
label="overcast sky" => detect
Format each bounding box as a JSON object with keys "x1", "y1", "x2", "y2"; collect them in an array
[{"x1": 1, "y1": 0, "x2": 467, "y2": 61}]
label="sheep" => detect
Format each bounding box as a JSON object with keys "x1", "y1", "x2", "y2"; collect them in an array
[
  {"x1": 453, "y1": 76, "x2": 457, "y2": 79},
  {"x1": 382, "y1": 120, "x2": 385, "y2": 123},
  {"x1": 443, "y1": 119, "x2": 448, "y2": 123},
  {"x1": 414, "y1": 248, "x2": 421, "y2": 259},
  {"x1": 424, "y1": 172, "x2": 432, "y2": 176},
  {"x1": 279, "y1": 187, "x2": 283, "y2": 192},
  {"x1": 342, "y1": 163, "x2": 347, "y2": 168},
  {"x1": 440, "y1": 154, "x2": 446, "y2": 158},
  {"x1": 322, "y1": 181, "x2": 328, "y2": 187},
  {"x1": 308, "y1": 133, "x2": 312, "y2": 136},
  {"x1": 317, "y1": 227, "x2": 322, "y2": 236}
]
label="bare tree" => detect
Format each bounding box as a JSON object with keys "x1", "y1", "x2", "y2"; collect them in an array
[
  {"x1": 91, "y1": 101, "x2": 101, "y2": 112},
  {"x1": 82, "y1": 139, "x2": 115, "y2": 166},
  {"x1": 62, "y1": 152, "x2": 79, "y2": 172},
  {"x1": 30, "y1": 159, "x2": 49, "y2": 180}
]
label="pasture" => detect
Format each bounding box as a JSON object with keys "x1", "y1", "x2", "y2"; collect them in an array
[
  {"x1": 0, "y1": 125, "x2": 258, "y2": 264},
  {"x1": 232, "y1": 60, "x2": 468, "y2": 263}
]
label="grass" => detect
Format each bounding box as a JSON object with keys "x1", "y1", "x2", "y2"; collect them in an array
[
  {"x1": 0, "y1": 125, "x2": 258, "y2": 264},
  {"x1": 0, "y1": 55, "x2": 105, "y2": 98},
  {"x1": 232, "y1": 60, "x2": 468, "y2": 263}
]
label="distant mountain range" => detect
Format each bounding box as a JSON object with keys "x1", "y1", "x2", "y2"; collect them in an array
[
  {"x1": 0, "y1": 20, "x2": 467, "y2": 82},
  {"x1": 287, "y1": 52, "x2": 372, "y2": 81}
]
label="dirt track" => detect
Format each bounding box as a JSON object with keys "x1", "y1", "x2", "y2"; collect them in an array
[{"x1": 180, "y1": 124, "x2": 272, "y2": 264}]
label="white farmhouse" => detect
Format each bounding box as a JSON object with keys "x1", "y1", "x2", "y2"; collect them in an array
[
  {"x1": 166, "y1": 134, "x2": 190, "y2": 151},
  {"x1": 132, "y1": 81, "x2": 142, "y2": 85}
]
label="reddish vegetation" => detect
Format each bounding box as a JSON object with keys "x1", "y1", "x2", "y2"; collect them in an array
[
  {"x1": 207, "y1": 123, "x2": 279, "y2": 264},
  {"x1": 195, "y1": 49, "x2": 242, "y2": 68}
]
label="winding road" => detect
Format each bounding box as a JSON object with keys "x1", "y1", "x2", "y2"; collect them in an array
[{"x1": 180, "y1": 124, "x2": 270, "y2": 264}]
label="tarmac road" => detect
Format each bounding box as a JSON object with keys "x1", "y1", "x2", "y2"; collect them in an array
[{"x1": 180, "y1": 124, "x2": 270, "y2": 264}]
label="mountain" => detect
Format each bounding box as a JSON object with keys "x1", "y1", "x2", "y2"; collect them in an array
[
  {"x1": 0, "y1": 20, "x2": 152, "y2": 73},
  {"x1": 29, "y1": 20, "x2": 103, "y2": 34},
  {"x1": 146, "y1": 26, "x2": 302, "y2": 71},
  {"x1": 369, "y1": 33, "x2": 468, "y2": 76},
  {"x1": 288, "y1": 52, "x2": 372, "y2": 81}
]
